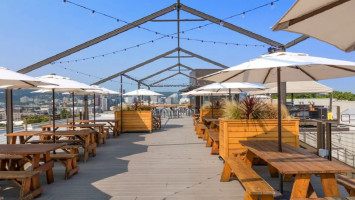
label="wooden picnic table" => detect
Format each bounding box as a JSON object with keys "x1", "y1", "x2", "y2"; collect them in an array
[
  {"x1": 240, "y1": 140, "x2": 354, "y2": 199},
  {"x1": 39, "y1": 130, "x2": 96, "y2": 162},
  {"x1": 41, "y1": 123, "x2": 105, "y2": 146},
  {"x1": 5, "y1": 131, "x2": 46, "y2": 144},
  {"x1": 0, "y1": 143, "x2": 65, "y2": 189},
  {"x1": 70, "y1": 119, "x2": 120, "y2": 137}
]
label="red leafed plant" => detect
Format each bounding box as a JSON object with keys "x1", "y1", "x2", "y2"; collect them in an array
[{"x1": 240, "y1": 96, "x2": 262, "y2": 119}]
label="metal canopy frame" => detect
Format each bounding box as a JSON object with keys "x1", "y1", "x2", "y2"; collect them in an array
[
  {"x1": 151, "y1": 84, "x2": 190, "y2": 87},
  {"x1": 151, "y1": 72, "x2": 196, "y2": 85}
]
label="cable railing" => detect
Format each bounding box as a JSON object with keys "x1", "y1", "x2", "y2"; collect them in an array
[{"x1": 300, "y1": 129, "x2": 355, "y2": 169}]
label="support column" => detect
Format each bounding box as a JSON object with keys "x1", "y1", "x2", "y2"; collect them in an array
[
  {"x1": 329, "y1": 92, "x2": 333, "y2": 112},
  {"x1": 84, "y1": 95, "x2": 89, "y2": 120},
  {"x1": 138, "y1": 81, "x2": 141, "y2": 102},
  {"x1": 5, "y1": 89, "x2": 13, "y2": 143},
  {"x1": 120, "y1": 75, "x2": 123, "y2": 133}
]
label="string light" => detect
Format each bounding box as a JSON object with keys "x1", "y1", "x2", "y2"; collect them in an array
[{"x1": 54, "y1": 0, "x2": 278, "y2": 64}]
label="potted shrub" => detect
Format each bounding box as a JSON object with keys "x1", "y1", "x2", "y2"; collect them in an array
[
  {"x1": 115, "y1": 102, "x2": 153, "y2": 132},
  {"x1": 219, "y1": 97, "x2": 299, "y2": 159}
]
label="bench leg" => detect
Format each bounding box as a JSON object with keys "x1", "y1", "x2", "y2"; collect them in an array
[
  {"x1": 211, "y1": 141, "x2": 219, "y2": 155},
  {"x1": 203, "y1": 131, "x2": 208, "y2": 141},
  {"x1": 267, "y1": 164, "x2": 279, "y2": 178},
  {"x1": 220, "y1": 163, "x2": 232, "y2": 182},
  {"x1": 20, "y1": 178, "x2": 31, "y2": 200},
  {"x1": 43, "y1": 153, "x2": 54, "y2": 184},
  {"x1": 244, "y1": 193, "x2": 258, "y2": 200},
  {"x1": 65, "y1": 158, "x2": 72, "y2": 180},
  {"x1": 206, "y1": 136, "x2": 212, "y2": 147}
]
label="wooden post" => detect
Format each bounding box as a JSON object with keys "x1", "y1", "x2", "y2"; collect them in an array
[
  {"x1": 326, "y1": 122, "x2": 332, "y2": 161},
  {"x1": 5, "y1": 89, "x2": 13, "y2": 143},
  {"x1": 336, "y1": 106, "x2": 341, "y2": 124},
  {"x1": 24, "y1": 118, "x2": 28, "y2": 131},
  {"x1": 316, "y1": 122, "x2": 325, "y2": 155}
]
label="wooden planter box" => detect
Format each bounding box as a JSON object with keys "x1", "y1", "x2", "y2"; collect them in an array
[
  {"x1": 115, "y1": 111, "x2": 153, "y2": 132},
  {"x1": 219, "y1": 118, "x2": 299, "y2": 159},
  {"x1": 200, "y1": 109, "x2": 223, "y2": 119}
]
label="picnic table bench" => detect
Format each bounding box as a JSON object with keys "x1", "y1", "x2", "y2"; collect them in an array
[
  {"x1": 336, "y1": 175, "x2": 355, "y2": 197},
  {"x1": 240, "y1": 140, "x2": 354, "y2": 199},
  {"x1": 0, "y1": 171, "x2": 43, "y2": 200},
  {"x1": 206, "y1": 129, "x2": 219, "y2": 155},
  {"x1": 5, "y1": 131, "x2": 45, "y2": 144},
  {"x1": 0, "y1": 143, "x2": 65, "y2": 198},
  {"x1": 41, "y1": 123, "x2": 105, "y2": 146},
  {"x1": 39, "y1": 130, "x2": 96, "y2": 162},
  {"x1": 70, "y1": 119, "x2": 120, "y2": 137},
  {"x1": 196, "y1": 123, "x2": 207, "y2": 139},
  {"x1": 221, "y1": 157, "x2": 275, "y2": 200}
]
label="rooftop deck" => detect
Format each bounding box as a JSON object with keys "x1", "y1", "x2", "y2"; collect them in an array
[{"x1": 1, "y1": 117, "x2": 350, "y2": 199}]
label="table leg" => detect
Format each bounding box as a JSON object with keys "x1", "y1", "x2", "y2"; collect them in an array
[
  {"x1": 9, "y1": 136, "x2": 17, "y2": 144},
  {"x1": 19, "y1": 136, "x2": 25, "y2": 144},
  {"x1": 43, "y1": 152, "x2": 54, "y2": 184},
  {"x1": 220, "y1": 162, "x2": 232, "y2": 182},
  {"x1": 83, "y1": 136, "x2": 90, "y2": 162},
  {"x1": 320, "y1": 173, "x2": 340, "y2": 197},
  {"x1": 290, "y1": 174, "x2": 311, "y2": 199},
  {"x1": 244, "y1": 150, "x2": 256, "y2": 167},
  {"x1": 267, "y1": 164, "x2": 279, "y2": 178},
  {"x1": 90, "y1": 133, "x2": 96, "y2": 157},
  {"x1": 31, "y1": 154, "x2": 41, "y2": 190}
]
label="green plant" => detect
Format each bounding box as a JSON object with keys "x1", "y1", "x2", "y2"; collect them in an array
[
  {"x1": 25, "y1": 115, "x2": 49, "y2": 124},
  {"x1": 240, "y1": 96, "x2": 263, "y2": 119},
  {"x1": 60, "y1": 109, "x2": 71, "y2": 119},
  {"x1": 201, "y1": 102, "x2": 212, "y2": 109},
  {"x1": 222, "y1": 101, "x2": 241, "y2": 120}
]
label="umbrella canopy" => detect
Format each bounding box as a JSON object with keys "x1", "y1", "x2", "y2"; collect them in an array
[
  {"x1": 0, "y1": 67, "x2": 56, "y2": 89},
  {"x1": 36, "y1": 74, "x2": 97, "y2": 91},
  {"x1": 272, "y1": 0, "x2": 355, "y2": 52},
  {"x1": 69, "y1": 85, "x2": 120, "y2": 95},
  {"x1": 248, "y1": 81, "x2": 333, "y2": 95},
  {"x1": 196, "y1": 82, "x2": 264, "y2": 92},
  {"x1": 123, "y1": 89, "x2": 162, "y2": 96},
  {"x1": 181, "y1": 90, "x2": 239, "y2": 96},
  {"x1": 200, "y1": 52, "x2": 355, "y2": 83}
]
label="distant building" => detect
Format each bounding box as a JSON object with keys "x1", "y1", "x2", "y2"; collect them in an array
[
  {"x1": 167, "y1": 93, "x2": 179, "y2": 104},
  {"x1": 101, "y1": 97, "x2": 108, "y2": 111}
]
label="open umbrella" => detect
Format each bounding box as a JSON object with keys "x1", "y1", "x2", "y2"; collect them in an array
[
  {"x1": 272, "y1": 0, "x2": 355, "y2": 52},
  {"x1": 73, "y1": 85, "x2": 119, "y2": 123},
  {"x1": 201, "y1": 52, "x2": 355, "y2": 151},
  {"x1": 196, "y1": 82, "x2": 264, "y2": 117},
  {"x1": 34, "y1": 74, "x2": 98, "y2": 143},
  {"x1": 0, "y1": 67, "x2": 57, "y2": 136},
  {"x1": 200, "y1": 51, "x2": 355, "y2": 192},
  {"x1": 123, "y1": 89, "x2": 162, "y2": 96},
  {"x1": 0, "y1": 67, "x2": 56, "y2": 89}
]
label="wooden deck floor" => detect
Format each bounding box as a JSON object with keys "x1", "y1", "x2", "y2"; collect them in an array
[{"x1": 0, "y1": 117, "x2": 350, "y2": 199}]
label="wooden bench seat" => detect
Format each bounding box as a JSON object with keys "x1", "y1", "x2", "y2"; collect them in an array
[
  {"x1": 0, "y1": 171, "x2": 43, "y2": 200},
  {"x1": 27, "y1": 139, "x2": 82, "y2": 144},
  {"x1": 40, "y1": 153, "x2": 79, "y2": 180},
  {"x1": 206, "y1": 130, "x2": 219, "y2": 155},
  {"x1": 0, "y1": 154, "x2": 26, "y2": 171},
  {"x1": 337, "y1": 174, "x2": 355, "y2": 196},
  {"x1": 196, "y1": 123, "x2": 207, "y2": 139},
  {"x1": 221, "y1": 157, "x2": 275, "y2": 200}
]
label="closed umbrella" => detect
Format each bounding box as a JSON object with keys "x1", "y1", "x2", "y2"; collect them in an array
[
  {"x1": 272, "y1": 0, "x2": 355, "y2": 52},
  {"x1": 200, "y1": 51, "x2": 355, "y2": 192}
]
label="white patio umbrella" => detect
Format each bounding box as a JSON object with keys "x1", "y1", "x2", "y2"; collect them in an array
[
  {"x1": 195, "y1": 82, "x2": 265, "y2": 117},
  {"x1": 200, "y1": 52, "x2": 355, "y2": 151},
  {"x1": 34, "y1": 74, "x2": 98, "y2": 143},
  {"x1": 272, "y1": 0, "x2": 355, "y2": 52},
  {"x1": 123, "y1": 89, "x2": 162, "y2": 96},
  {"x1": 0, "y1": 67, "x2": 56, "y2": 89},
  {"x1": 73, "y1": 85, "x2": 119, "y2": 122},
  {"x1": 200, "y1": 51, "x2": 355, "y2": 192}
]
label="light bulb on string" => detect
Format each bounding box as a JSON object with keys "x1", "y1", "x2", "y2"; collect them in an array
[
  {"x1": 198, "y1": 26, "x2": 201, "y2": 30},
  {"x1": 270, "y1": 2, "x2": 274, "y2": 9},
  {"x1": 242, "y1": 12, "x2": 245, "y2": 18},
  {"x1": 92, "y1": 10, "x2": 95, "y2": 15},
  {"x1": 219, "y1": 20, "x2": 224, "y2": 26}
]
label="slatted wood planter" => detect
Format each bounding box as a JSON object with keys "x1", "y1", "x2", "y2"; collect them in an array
[
  {"x1": 200, "y1": 109, "x2": 223, "y2": 119},
  {"x1": 219, "y1": 118, "x2": 299, "y2": 159},
  {"x1": 115, "y1": 111, "x2": 153, "y2": 132}
]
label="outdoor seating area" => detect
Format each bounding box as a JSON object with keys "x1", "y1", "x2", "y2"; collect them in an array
[{"x1": 2, "y1": 0, "x2": 355, "y2": 199}]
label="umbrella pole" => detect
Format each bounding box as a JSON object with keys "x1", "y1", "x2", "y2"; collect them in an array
[
  {"x1": 72, "y1": 92, "x2": 75, "y2": 127},
  {"x1": 93, "y1": 93, "x2": 96, "y2": 124},
  {"x1": 229, "y1": 88, "x2": 232, "y2": 101},
  {"x1": 210, "y1": 94, "x2": 213, "y2": 118},
  {"x1": 277, "y1": 67, "x2": 283, "y2": 193},
  {"x1": 52, "y1": 89, "x2": 56, "y2": 143}
]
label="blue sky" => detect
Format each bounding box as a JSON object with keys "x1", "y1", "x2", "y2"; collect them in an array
[{"x1": 1, "y1": 0, "x2": 354, "y2": 93}]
